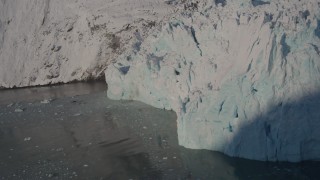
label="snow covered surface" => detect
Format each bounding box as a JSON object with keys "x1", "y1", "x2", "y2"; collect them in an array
[
  {"x1": 1, "y1": 0, "x2": 320, "y2": 162},
  {"x1": 105, "y1": 0, "x2": 320, "y2": 162}
]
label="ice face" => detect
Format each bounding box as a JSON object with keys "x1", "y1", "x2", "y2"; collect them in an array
[
  {"x1": 0, "y1": 0, "x2": 175, "y2": 88},
  {"x1": 106, "y1": 1, "x2": 320, "y2": 162}
]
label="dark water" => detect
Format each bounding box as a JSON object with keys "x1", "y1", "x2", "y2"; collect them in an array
[
  {"x1": 0, "y1": 81, "x2": 106, "y2": 105},
  {"x1": 0, "y1": 82, "x2": 319, "y2": 179}
]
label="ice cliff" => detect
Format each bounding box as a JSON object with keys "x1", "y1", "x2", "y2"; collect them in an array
[
  {"x1": 105, "y1": 0, "x2": 320, "y2": 162},
  {"x1": 1, "y1": 0, "x2": 320, "y2": 162},
  {"x1": 0, "y1": 0, "x2": 174, "y2": 88}
]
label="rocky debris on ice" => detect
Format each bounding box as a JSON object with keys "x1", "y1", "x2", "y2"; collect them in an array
[{"x1": 105, "y1": 0, "x2": 320, "y2": 162}]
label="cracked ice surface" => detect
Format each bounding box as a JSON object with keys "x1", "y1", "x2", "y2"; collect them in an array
[{"x1": 106, "y1": 0, "x2": 320, "y2": 162}]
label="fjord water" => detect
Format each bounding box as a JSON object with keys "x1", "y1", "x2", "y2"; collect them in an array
[{"x1": 0, "y1": 82, "x2": 319, "y2": 179}]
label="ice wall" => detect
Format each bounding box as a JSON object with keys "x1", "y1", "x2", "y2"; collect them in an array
[
  {"x1": 1, "y1": 0, "x2": 320, "y2": 162},
  {"x1": 0, "y1": 0, "x2": 174, "y2": 88},
  {"x1": 106, "y1": 0, "x2": 320, "y2": 162}
]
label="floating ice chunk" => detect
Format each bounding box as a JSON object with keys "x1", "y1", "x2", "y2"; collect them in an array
[
  {"x1": 73, "y1": 113, "x2": 81, "y2": 116},
  {"x1": 7, "y1": 103, "x2": 13, "y2": 107},
  {"x1": 40, "y1": 99, "x2": 51, "y2": 104},
  {"x1": 15, "y1": 108, "x2": 24, "y2": 112},
  {"x1": 24, "y1": 137, "x2": 31, "y2": 141}
]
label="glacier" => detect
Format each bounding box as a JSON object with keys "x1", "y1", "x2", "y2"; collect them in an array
[
  {"x1": 1, "y1": 0, "x2": 320, "y2": 162},
  {"x1": 105, "y1": 0, "x2": 320, "y2": 162},
  {"x1": 0, "y1": 0, "x2": 174, "y2": 88}
]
